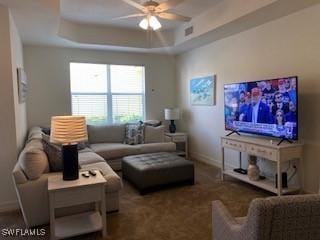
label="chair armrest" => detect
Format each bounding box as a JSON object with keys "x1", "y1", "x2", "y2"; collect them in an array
[{"x1": 212, "y1": 200, "x2": 244, "y2": 240}]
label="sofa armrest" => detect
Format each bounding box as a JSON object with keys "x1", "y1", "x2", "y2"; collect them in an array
[
  {"x1": 12, "y1": 162, "x2": 28, "y2": 184},
  {"x1": 212, "y1": 200, "x2": 243, "y2": 240}
]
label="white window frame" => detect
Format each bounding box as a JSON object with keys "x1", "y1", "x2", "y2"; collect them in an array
[{"x1": 70, "y1": 62, "x2": 146, "y2": 124}]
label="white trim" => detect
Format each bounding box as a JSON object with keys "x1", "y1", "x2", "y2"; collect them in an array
[
  {"x1": 190, "y1": 151, "x2": 221, "y2": 168},
  {"x1": 0, "y1": 200, "x2": 19, "y2": 213},
  {"x1": 190, "y1": 151, "x2": 238, "y2": 170}
]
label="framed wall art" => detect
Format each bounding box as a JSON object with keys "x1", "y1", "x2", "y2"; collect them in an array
[
  {"x1": 190, "y1": 75, "x2": 216, "y2": 106},
  {"x1": 17, "y1": 68, "x2": 27, "y2": 103}
]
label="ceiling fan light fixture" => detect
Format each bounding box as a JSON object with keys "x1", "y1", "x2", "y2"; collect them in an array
[
  {"x1": 139, "y1": 15, "x2": 162, "y2": 31},
  {"x1": 149, "y1": 16, "x2": 161, "y2": 30},
  {"x1": 139, "y1": 17, "x2": 149, "y2": 30}
]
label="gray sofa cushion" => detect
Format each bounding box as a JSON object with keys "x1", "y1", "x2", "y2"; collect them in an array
[
  {"x1": 138, "y1": 142, "x2": 176, "y2": 154},
  {"x1": 90, "y1": 143, "x2": 140, "y2": 160},
  {"x1": 144, "y1": 125, "x2": 165, "y2": 143},
  {"x1": 18, "y1": 139, "x2": 50, "y2": 180},
  {"x1": 81, "y1": 162, "x2": 122, "y2": 193},
  {"x1": 78, "y1": 150, "x2": 105, "y2": 165},
  {"x1": 87, "y1": 124, "x2": 126, "y2": 143}
]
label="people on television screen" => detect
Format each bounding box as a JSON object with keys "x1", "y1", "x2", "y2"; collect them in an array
[
  {"x1": 239, "y1": 91, "x2": 246, "y2": 109},
  {"x1": 239, "y1": 92, "x2": 251, "y2": 121},
  {"x1": 241, "y1": 88, "x2": 270, "y2": 124},
  {"x1": 285, "y1": 101, "x2": 297, "y2": 123},
  {"x1": 278, "y1": 79, "x2": 287, "y2": 93},
  {"x1": 272, "y1": 92, "x2": 289, "y2": 115},
  {"x1": 274, "y1": 109, "x2": 286, "y2": 126},
  {"x1": 263, "y1": 80, "x2": 275, "y2": 95},
  {"x1": 287, "y1": 78, "x2": 297, "y2": 105}
]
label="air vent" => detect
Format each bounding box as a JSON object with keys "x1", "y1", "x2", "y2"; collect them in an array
[{"x1": 185, "y1": 26, "x2": 193, "y2": 36}]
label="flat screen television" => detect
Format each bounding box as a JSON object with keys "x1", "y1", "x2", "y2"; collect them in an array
[{"x1": 224, "y1": 76, "x2": 298, "y2": 140}]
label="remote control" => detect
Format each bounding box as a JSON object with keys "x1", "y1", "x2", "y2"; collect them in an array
[
  {"x1": 89, "y1": 170, "x2": 96, "y2": 176},
  {"x1": 81, "y1": 172, "x2": 90, "y2": 178}
]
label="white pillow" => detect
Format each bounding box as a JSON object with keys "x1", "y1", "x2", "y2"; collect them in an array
[{"x1": 144, "y1": 125, "x2": 165, "y2": 143}]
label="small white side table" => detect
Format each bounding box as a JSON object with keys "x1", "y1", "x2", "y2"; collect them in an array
[
  {"x1": 48, "y1": 170, "x2": 107, "y2": 240},
  {"x1": 165, "y1": 132, "x2": 189, "y2": 159}
]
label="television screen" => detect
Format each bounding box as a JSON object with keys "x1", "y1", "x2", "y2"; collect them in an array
[{"x1": 224, "y1": 76, "x2": 298, "y2": 140}]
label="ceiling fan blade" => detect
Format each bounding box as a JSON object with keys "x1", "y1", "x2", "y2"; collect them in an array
[
  {"x1": 157, "y1": 12, "x2": 191, "y2": 22},
  {"x1": 121, "y1": 0, "x2": 146, "y2": 11},
  {"x1": 113, "y1": 13, "x2": 145, "y2": 20},
  {"x1": 155, "y1": 0, "x2": 184, "y2": 12}
]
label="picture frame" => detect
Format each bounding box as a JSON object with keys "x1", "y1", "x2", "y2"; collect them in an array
[
  {"x1": 190, "y1": 75, "x2": 216, "y2": 106},
  {"x1": 17, "y1": 68, "x2": 27, "y2": 103}
]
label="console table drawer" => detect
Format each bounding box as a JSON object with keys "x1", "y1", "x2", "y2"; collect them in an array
[
  {"x1": 53, "y1": 185, "x2": 102, "y2": 208},
  {"x1": 171, "y1": 135, "x2": 187, "y2": 142},
  {"x1": 248, "y1": 145, "x2": 276, "y2": 160},
  {"x1": 222, "y1": 139, "x2": 245, "y2": 151}
]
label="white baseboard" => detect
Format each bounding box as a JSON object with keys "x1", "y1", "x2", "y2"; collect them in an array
[
  {"x1": 190, "y1": 151, "x2": 238, "y2": 170},
  {"x1": 0, "y1": 200, "x2": 19, "y2": 213},
  {"x1": 190, "y1": 151, "x2": 221, "y2": 168}
]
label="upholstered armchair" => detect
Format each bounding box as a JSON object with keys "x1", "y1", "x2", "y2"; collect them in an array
[{"x1": 212, "y1": 194, "x2": 320, "y2": 240}]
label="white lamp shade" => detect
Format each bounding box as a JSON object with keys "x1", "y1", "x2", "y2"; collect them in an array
[
  {"x1": 165, "y1": 108, "x2": 180, "y2": 120},
  {"x1": 139, "y1": 16, "x2": 162, "y2": 31},
  {"x1": 50, "y1": 116, "x2": 88, "y2": 144},
  {"x1": 149, "y1": 16, "x2": 161, "y2": 30},
  {"x1": 139, "y1": 18, "x2": 149, "y2": 30}
]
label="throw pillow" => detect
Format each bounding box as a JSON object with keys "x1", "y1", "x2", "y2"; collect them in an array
[
  {"x1": 142, "y1": 120, "x2": 162, "y2": 127},
  {"x1": 144, "y1": 125, "x2": 165, "y2": 143},
  {"x1": 41, "y1": 127, "x2": 51, "y2": 135},
  {"x1": 42, "y1": 134, "x2": 63, "y2": 172},
  {"x1": 19, "y1": 139, "x2": 50, "y2": 180},
  {"x1": 124, "y1": 122, "x2": 144, "y2": 145},
  {"x1": 77, "y1": 141, "x2": 88, "y2": 150},
  {"x1": 27, "y1": 127, "x2": 43, "y2": 142}
]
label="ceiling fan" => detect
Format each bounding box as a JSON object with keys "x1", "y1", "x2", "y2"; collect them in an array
[{"x1": 115, "y1": 0, "x2": 192, "y2": 31}]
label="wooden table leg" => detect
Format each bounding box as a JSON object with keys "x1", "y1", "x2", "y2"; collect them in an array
[
  {"x1": 49, "y1": 193, "x2": 56, "y2": 240},
  {"x1": 221, "y1": 147, "x2": 225, "y2": 181},
  {"x1": 101, "y1": 186, "x2": 107, "y2": 238},
  {"x1": 277, "y1": 160, "x2": 282, "y2": 196}
]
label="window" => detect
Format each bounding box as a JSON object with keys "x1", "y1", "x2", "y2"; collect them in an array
[{"x1": 70, "y1": 63, "x2": 145, "y2": 124}]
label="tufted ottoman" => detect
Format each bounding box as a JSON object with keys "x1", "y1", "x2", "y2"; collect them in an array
[{"x1": 122, "y1": 152, "x2": 194, "y2": 194}]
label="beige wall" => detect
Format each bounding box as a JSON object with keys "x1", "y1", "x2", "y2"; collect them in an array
[
  {"x1": 0, "y1": 5, "x2": 27, "y2": 211},
  {"x1": 24, "y1": 46, "x2": 176, "y2": 128},
  {"x1": 176, "y1": 4, "x2": 320, "y2": 193}
]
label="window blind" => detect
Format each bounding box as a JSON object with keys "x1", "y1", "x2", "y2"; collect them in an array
[{"x1": 70, "y1": 63, "x2": 145, "y2": 124}]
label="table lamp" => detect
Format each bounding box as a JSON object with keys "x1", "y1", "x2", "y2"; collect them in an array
[
  {"x1": 164, "y1": 108, "x2": 180, "y2": 133},
  {"x1": 50, "y1": 116, "x2": 88, "y2": 181}
]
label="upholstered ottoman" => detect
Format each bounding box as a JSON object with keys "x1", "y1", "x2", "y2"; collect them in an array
[{"x1": 122, "y1": 152, "x2": 194, "y2": 194}]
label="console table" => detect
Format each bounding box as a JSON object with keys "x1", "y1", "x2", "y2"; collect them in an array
[{"x1": 221, "y1": 135, "x2": 303, "y2": 196}]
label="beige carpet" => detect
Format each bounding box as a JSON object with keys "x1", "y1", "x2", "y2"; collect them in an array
[{"x1": 0, "y1": 161, "x2": 271, "y2": 240}]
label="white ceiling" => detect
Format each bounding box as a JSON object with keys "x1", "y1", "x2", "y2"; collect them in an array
[
  {"x1": 60, "y1": 0, "x2": 217, "y2": 29},
  {"x1": 1, "y1": 0, "x2": 319, "y2": 54}
]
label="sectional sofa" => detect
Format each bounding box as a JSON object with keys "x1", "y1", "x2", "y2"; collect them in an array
[{"x1": 12, "y1": 123, "x2": 176, "y2": 227}]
